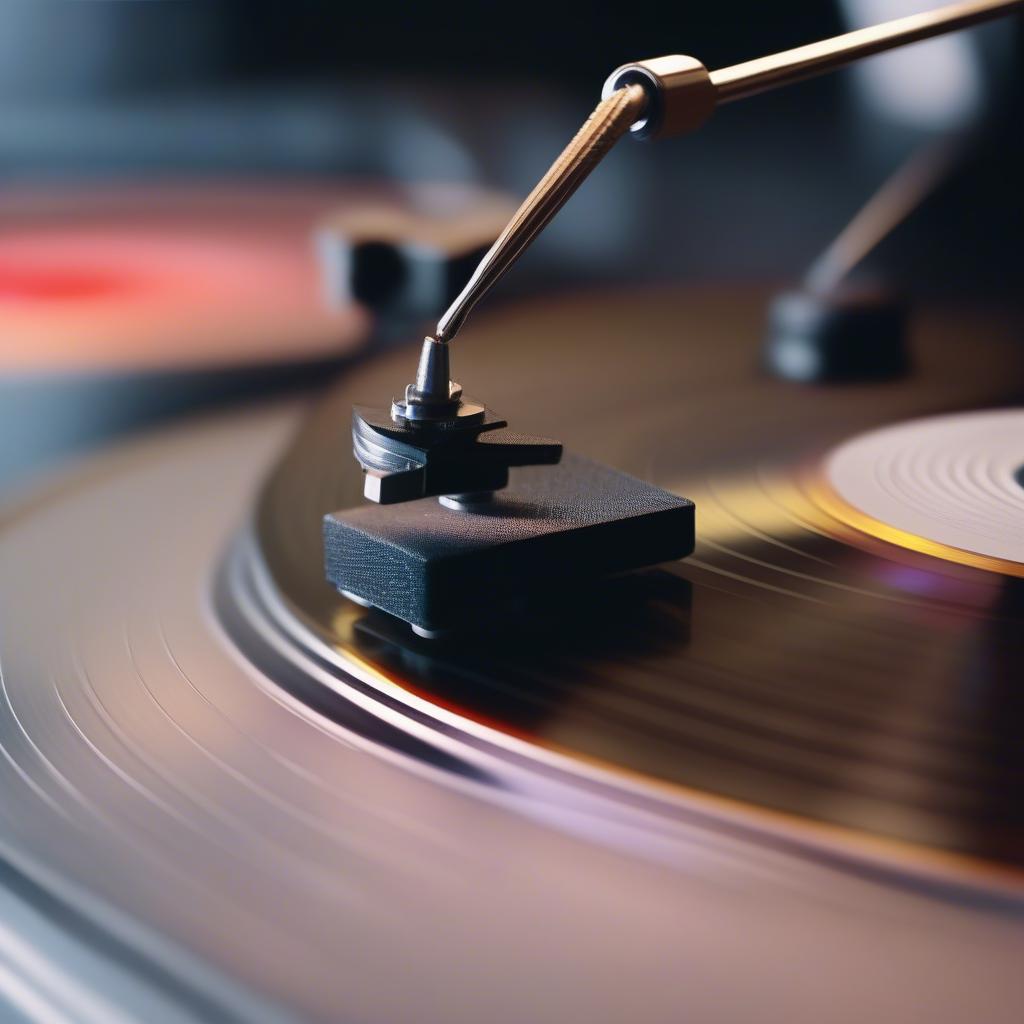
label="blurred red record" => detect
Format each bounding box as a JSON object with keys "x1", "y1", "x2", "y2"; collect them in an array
[
  {"x1": 0, "y1": 180, "x2": 508, "y2": 481},
  {"x1": 0, "y1": 182, "x2": 377, "y2": 370}
]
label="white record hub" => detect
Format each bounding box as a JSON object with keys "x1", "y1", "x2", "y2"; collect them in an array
[{"x1": 826, "y1": 409, "x2": 1024, "y2": 565}]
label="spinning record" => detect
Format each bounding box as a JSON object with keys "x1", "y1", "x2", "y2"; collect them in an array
[
  {"x1": 5, "y1": 3, "x2": 1024, "y2": 1019},
  {"x1": 251, "y1": 283, "x2": 1024, "y2": 881},
  {"x1": 2, "y1": 284, "x2": 1023, "y2": 1024}
]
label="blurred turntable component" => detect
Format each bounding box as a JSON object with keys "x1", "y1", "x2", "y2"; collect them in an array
[
  {"x1": 764, "y1": 138, "x2": 959, "y2": 382},
  {"x1": 317, "y1": 188, "x2": 516, "y2": 328},
  {"x1": 764, "y1": 284, "x2": 908, "y2": 381},
  {"x1": 0, "y1": 181, "x2": 508, "y2": 483}
]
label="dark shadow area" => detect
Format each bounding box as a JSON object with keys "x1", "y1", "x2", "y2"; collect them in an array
[{"x1": 353, "y1": 569, "x2": 693, "y2": 733}]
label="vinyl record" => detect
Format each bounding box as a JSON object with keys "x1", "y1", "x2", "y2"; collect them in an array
[
  {"x1": 1, "y1": 285, "x2": 1022, "y2": 1024},
  {"x1": 252, "y1": 283, "x2": 1024, "y2": 881}
]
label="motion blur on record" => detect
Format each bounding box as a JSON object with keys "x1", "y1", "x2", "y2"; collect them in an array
[{"x1": 0, "y1": 4, "x2": 1022, "y2": 1024}]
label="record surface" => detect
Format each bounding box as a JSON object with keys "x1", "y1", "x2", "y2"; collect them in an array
[
  {"x1": 1, "y1": 285, "x2": 1022, "y2": 1023},
  {"x1": 254, "y1": 284, "x2": 1024, "y2": 879}
]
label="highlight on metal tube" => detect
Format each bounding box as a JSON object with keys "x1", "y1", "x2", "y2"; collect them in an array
[{"x1": 608, "y1": 0, "x2": 1021, "y2": 140}]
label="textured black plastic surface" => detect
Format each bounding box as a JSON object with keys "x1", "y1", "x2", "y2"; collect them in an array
[{"x1": 324, "y1": 453, "x2": 695, "y2": 632}]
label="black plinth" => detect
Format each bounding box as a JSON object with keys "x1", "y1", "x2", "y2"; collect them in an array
[{"x1": 324, "y1": 453, "x2": 695, "y2": 635}]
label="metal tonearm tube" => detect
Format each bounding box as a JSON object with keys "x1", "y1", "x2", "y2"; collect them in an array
[{"x1": 427, "y1": 0, "x2": 1020, "y2": 357}]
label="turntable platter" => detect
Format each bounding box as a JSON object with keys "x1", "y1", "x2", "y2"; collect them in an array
[{"x1": 253, "y1": 283, "x2": 1024, "y2": 878}]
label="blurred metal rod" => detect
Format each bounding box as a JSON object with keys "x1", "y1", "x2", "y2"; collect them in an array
[
  {"x1": 711, "y1": 0, "x2": 1021, "y2": 103},
  {"x1": 805, "y1": 137, "x2": 961, "y2": 294}
]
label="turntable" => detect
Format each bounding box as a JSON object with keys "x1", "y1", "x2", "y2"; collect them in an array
[{"x1": 0, "y1": 3, "x2": 1022, "y2": 1023}]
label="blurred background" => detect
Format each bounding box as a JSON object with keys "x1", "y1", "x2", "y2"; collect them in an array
[{"x1": 0, "y1": 0, "x2": 1020, "y2": 484}]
